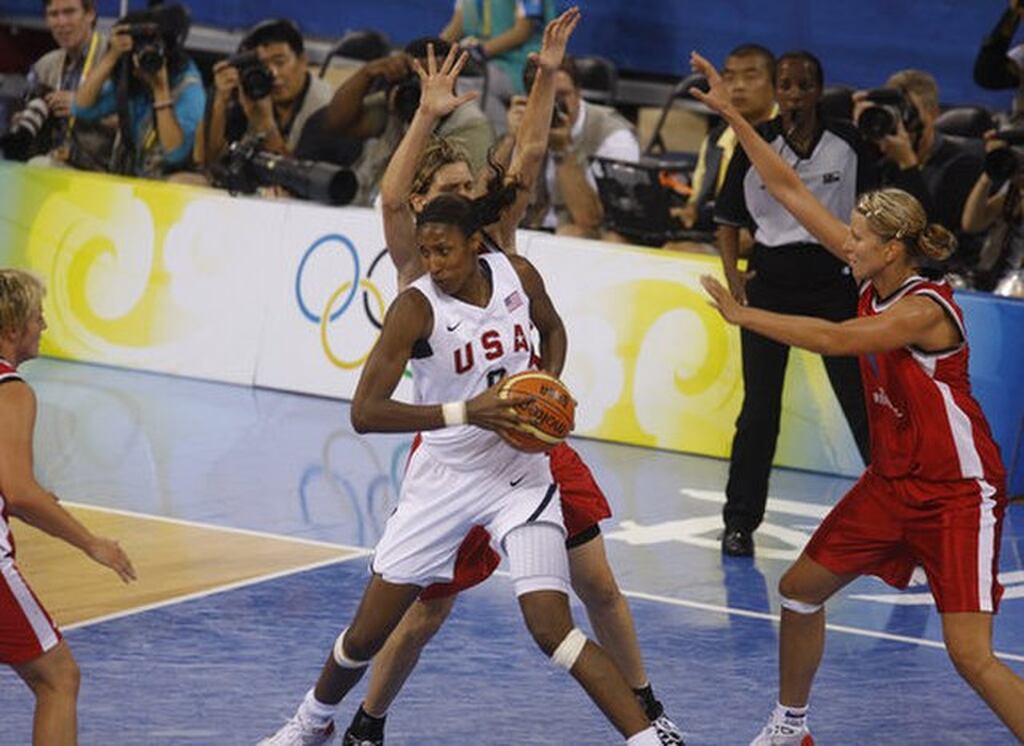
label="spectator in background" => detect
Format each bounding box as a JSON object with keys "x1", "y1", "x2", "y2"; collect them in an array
[
  {"x1": 855, "y1": 70, "x2": 984, "y2": 266},
  {"x1": 714, "y1": 51, "x2": 871, "y2": 557},
  {"x1": 679, "y1": 43, "x2": 777, "y2": 233},
  {"x1": 519, "y1": 55, "x2": 639, "y2": 238},
  {"x1": 974, "y1": 0, "x2": 1024, "y2": 123},
  {"x1": 73, "y1": 3, "x2": 204, "y2": 178},
  {"x1": 440, "y1": 0, "x2": 555, "y2": 134},
  {"x1": 201, "y1": 19, "x2": 358, "y2": 173},
  {"x1": 962, "y1": 131, "x2": 1024, "y2": 290},
  {"x1": 325, "y1": 38, "x2": 494, "y2": 206},
  {"x1": 4, "y1": 0, "x2": 114, "y2": 169}
]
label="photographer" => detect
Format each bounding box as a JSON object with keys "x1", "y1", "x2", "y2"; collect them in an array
[
  {"x1": 2, "y1": 0, "x2": 114, "y2": 168},
  {"x1": 324, "y1": 37, "x2": 494, "y2": 206},
  {"x1": 973, "y1": 0, "x2": 1024, "y2": 121},
  {"x1": 72, "y1": 4, "x2": 204, "y2": 177},
  {"x1": 962, "y1": 130, "x2": 1024, "y2": 290},
  {"x1": 854, "y1": 71, "x2": 983, "y2": 249},
  {"x1": 202, "y1": 19, "x2": 354, "y2": 172},
  {"x1": 518, "y1": 55, "x2": 639, "y2": 238}
]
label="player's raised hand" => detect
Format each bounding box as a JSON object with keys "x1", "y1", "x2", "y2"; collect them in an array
[
  {"x1": 535, "y1": 7, "x2": 581, "y2": 73},
  {"x1": 411, "y1": 42, "x2": 478, "y2": 119},
  {"x1": 688, "y1": 51, "x2": 731, "y2": 115}
]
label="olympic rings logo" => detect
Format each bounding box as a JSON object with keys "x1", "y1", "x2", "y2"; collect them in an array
[{"x1": 294, "y1": 234, "x2": 393, "y2": 370}]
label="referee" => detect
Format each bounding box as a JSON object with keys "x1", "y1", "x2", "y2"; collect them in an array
[{"x1": 714, "y1": 51, "x2": 872, "y2": 557}]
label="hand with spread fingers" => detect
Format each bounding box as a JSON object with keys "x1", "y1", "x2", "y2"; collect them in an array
[{"x1": 410, "y1": 42, "x2": 479, "y2": 120}]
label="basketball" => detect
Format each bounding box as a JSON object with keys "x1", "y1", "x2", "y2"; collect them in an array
[{"x1": 497, "y1": 371, "x2": 576, "y2": 453}]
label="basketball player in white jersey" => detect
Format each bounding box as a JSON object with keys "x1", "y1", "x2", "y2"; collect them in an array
[
  {"x1": 337, "y1": 12, "x2": 683, "y2": 746},
  {"x1": 259, "y1": 190, "x2": 662, "y2": 745},
  {"x1": 0, "y1": 268, "x2": 135, "y2": 746}
]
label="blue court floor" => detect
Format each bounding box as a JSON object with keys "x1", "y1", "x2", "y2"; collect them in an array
[{"x1": 1, "y1": 358, "x2": 1022, "y2": 745}]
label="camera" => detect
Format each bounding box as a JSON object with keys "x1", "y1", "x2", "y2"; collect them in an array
[
  {"x1": 983, "y1": 128, "x2": 1024, "y2": 182},
  {"x1": 218, "y1": 136, "x2": 358, "y2": 206},
  {"x1": 857, "y1": 88, "x2": 922, "y2": 141},
  {"x1": 126, "y1": 22, "x2": 165, "y2": 74},
  {"x1": 0, "y1": 89, "x2": 52, "y2": 161},
  {"x1": 116, "y1": 4, "x2": 190, "y2": 74},
  {"x1": 551, "y1": 96, "x2": 569, "y2": 128},
  {"x1": 225, "y1": 50, "x2": 274, "y2": 100},
  {"x1": 392, "y1": 76, "x2": 421, "y2": 123}
]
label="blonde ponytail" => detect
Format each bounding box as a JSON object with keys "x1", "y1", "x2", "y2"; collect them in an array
[{"x1": 855, "y1": 188, "x2": 956, "y2": 262}]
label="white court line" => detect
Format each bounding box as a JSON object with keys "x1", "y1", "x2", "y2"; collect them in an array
[
  {"x1": 64, "y1": 553, "x2": 367, "y2": 632},
  {"x1": 60, "y1": 504, "x2": 1024, "y2": 664},
  {"x1": 63, "y1": 500, "x2": 370, "y2": 553}
]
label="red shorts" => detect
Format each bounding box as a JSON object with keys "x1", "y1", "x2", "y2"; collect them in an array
[
  {"x1": 1, "y1": 559, "x2": 62, "y2": 665},
  {"x1": 419, "y1": 442, "x2": 612, "y2": 600},
  {"x1": 805, "y1": 470, "x2": 1007, "y2": 613}
]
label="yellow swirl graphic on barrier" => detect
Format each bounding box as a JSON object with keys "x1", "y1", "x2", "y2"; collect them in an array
[{"x1": 319, "y1": 279, "x2": 387, "y2": 369}]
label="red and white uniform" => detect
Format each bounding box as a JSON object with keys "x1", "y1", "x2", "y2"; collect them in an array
[
  {"x1": 372, "y1": 254, "x2": 565, "y2": 587},
  {"x1": 0, "y1": 359, "x2": 62, "y2": 664},
  {"x1": 807, "y1": 277, "x2": 1007, "y2": 612}
]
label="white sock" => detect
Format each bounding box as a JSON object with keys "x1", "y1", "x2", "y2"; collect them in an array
[
  {"x1": 298, "y1": 688, "x2": 336, "y2": 726},
  {"x1": 625, "y1": 725, "x2": 660, "y2": 745},
  {"x1": 776, "y1": 701, "x2": 808, "y2": 721}
]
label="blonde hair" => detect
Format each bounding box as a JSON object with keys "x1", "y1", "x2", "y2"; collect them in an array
[
  {"x1": 0, "y1": 269, "x2": 45, "y2": 338},
  {"x1": 412, "y1": 137, "x2": 472, "y2": 196},
  {"x1": 885, "y1": 69, "x2": 939, "y2": 116},
  {"x1": 855, "y1": 189, "x2": 956, "y2": 262}
]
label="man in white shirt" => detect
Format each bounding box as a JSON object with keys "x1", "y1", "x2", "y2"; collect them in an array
[{"x1": 519, "y1": 55, "x2": 639, "y2": 238}]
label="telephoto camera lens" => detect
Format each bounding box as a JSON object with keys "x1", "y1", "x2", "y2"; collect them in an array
[
  {"x1": 984, "y1": 147, "x2": 1023, "y2": 183},
  {"x1": 858, "y1": 105, "x2": 897, "y2": 141}
]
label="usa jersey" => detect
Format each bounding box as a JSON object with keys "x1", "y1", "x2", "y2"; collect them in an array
[
  {"x1": 0, "y1": 358, "x2": 22, "y2": 560},
  {"x1": 410, "y1": 253, "x2": 534, "y2": 468},
  {"x1": 858, "y1": 277, "x2": 1005, "y2": 483}
]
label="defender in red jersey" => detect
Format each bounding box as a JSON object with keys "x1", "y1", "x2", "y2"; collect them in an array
[
  {"x1": 0, "y1": 269, "x2": 136, "y2": 746},
  {"x1": 691, "y1": 49, "x2": 1023, "y2": 745}
]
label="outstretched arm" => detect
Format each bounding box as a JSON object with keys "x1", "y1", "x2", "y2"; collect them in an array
[
  {"x1": 689, "y1": 52, "x2": 850, "y2": 259},
  {"x1": 494, "y1": 7, "x2": 581, "y2": 248},
  {"x1": 379, "y1": 44, "x2": 479, "y2": 289},
  {"x1": 0, "y1": 383, "x2": 135, "y2": 583},
  {"x1": 701, "y1": 275, "x2": 960, "y2": 356}
]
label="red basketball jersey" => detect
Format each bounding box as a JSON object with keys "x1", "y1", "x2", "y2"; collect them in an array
[
  {"x1": 858, "y1": 277, "x2": 1005, "y2": 484},
  {"x1": 0, "y1": 358, "x2": 22, "y2": 560}
]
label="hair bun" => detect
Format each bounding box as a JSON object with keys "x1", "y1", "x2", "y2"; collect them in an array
[{"x1": 917, "y1": 223, "x2": 956, "y2": 261}]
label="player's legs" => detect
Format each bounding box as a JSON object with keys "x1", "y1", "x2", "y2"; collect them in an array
[
  {"x1": 359, "y1": 593, "x2": 457, "y2": 717},
  {"x1": 568, "y1": 533, "x2": 647, "y2": 689},
  {"x1": 941, "y1": 612, "x2": 1024, "y2": 740},
  {"x1": 312, "y1": 575, "x2": 423, "y2": 706},
  {"x1": 12, "y1": 640, "x2": 80, "y2": 746},
  {"x1": 775, "y1": 554, "x2": 856, "y2": 708},
  {"x1": 504, "y1": 522, "x2": 658, "y2": 743}
]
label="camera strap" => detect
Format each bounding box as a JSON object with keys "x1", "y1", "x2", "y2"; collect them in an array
[{"x1": 67, "y1": 31, "x2": 101, "y2": 137}]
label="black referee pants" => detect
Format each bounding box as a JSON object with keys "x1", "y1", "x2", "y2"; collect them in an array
[{"x1": 723, "y1": 247, "x2": 871, "y2": 535}]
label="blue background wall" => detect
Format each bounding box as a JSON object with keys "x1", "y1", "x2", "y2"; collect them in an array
[{"x1": 0, "y1": 0, "x2": 1014, "y2": 109}]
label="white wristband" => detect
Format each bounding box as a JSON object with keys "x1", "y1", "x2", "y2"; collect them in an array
[{"x1": 441, "y1": 401, "x2": 467, "y2": 427}]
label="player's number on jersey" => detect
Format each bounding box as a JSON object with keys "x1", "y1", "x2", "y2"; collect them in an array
[{"x1": 487, "y1": 367, "x2": 507, "y2": 388}]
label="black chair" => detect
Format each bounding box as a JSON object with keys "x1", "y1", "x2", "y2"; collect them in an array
[
  {"x1": 643, "y1": 73, "x2": 706, "y2": 157},
  {"x1": 320, "y1": 29, "x2": 392, "y2": 77},
  {"x1": 935, "y1": 105, "x2": 995, "y2": 139},
  {"x1": 574, "y1": 55, "x2": 618, "y2": 104}
]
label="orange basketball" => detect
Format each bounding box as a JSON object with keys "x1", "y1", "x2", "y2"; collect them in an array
[{"x1": 497, "y1": 371, "x2": 576, "y2": 453}]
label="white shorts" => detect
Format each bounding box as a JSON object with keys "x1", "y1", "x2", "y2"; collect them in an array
[{"x1": 371, "y1": 444, "x2": 565, "y2": 587}]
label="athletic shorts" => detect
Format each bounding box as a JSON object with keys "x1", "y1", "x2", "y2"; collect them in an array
[
  {"x1": 1, "y1": 558, "x2": 62, "y2": 665},
  {"x1": 805, "y1": 469, "x2": 1006, "y2": 613},
  {"x1": 420, "y1": 441, "x2": 612, "y2": 600},
  {"x1": 372, "y1": 444, "x2": 564, "y2": 587}
]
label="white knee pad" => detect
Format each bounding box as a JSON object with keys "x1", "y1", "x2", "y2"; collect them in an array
[
  {"x1": 551, "y1": 627, "x2": 588, "y2": 671},
  {"x1": 332, "y1": 627, "x2": 371, "y2": 669},
  {"x1": 503, "y1": 522, "x2": 570, "y2": 597},
  {"x1": 780, "y1": 595, "x2": 823, "y2": 615}
]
